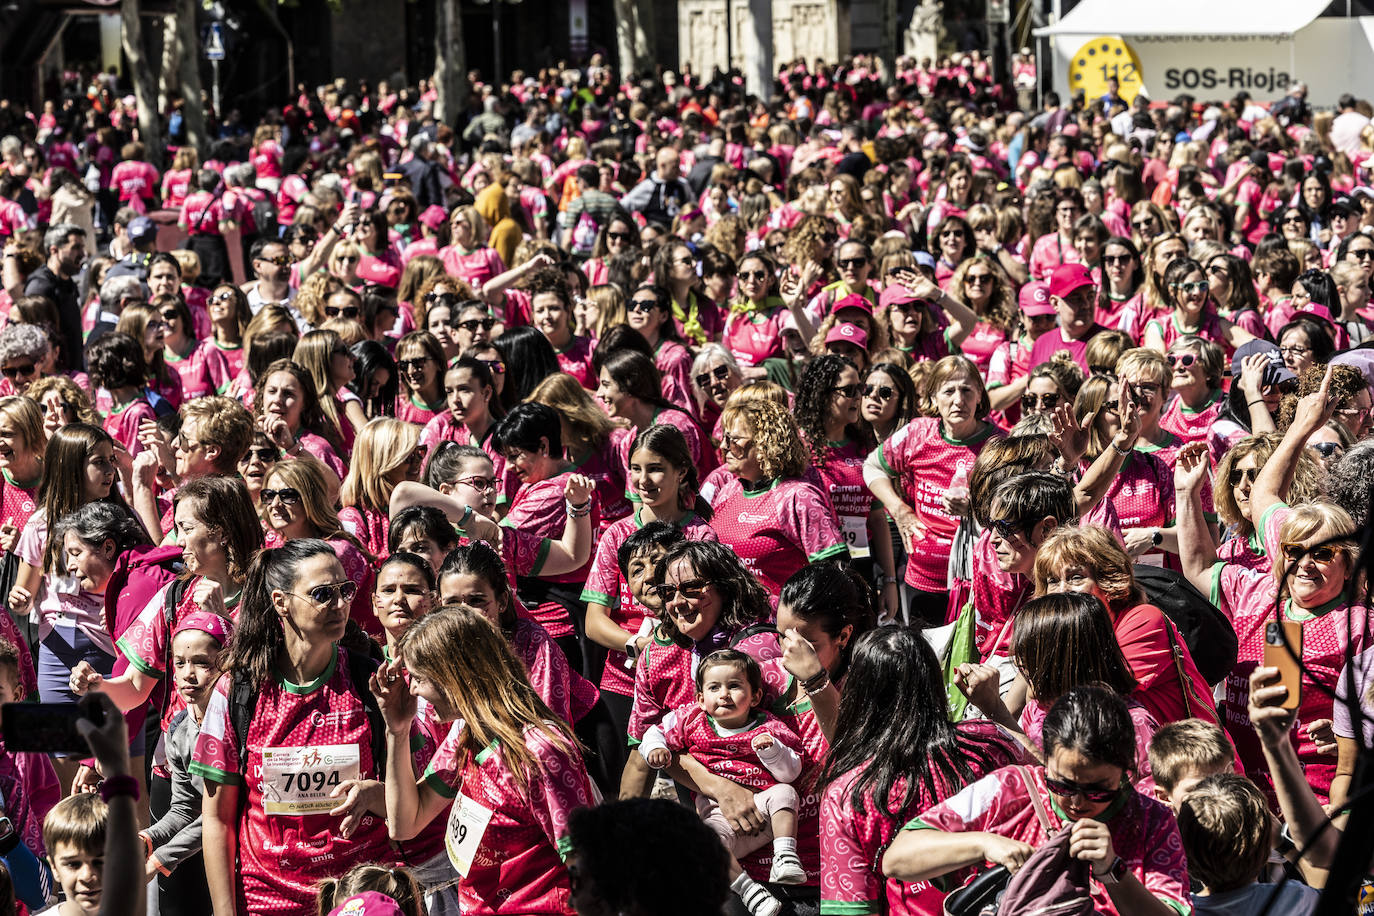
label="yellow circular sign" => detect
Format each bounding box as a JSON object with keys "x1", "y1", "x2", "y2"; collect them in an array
[{"x1": 1068, "y1": 36, "x2": 1143, "y2": 104}]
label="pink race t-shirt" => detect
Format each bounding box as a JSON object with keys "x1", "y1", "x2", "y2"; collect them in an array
[
  {"x1": 420, "y1": 722, "x2": 596, "y2": 916},
  {"x1": 1159, "y1": 391, "x2": 1225, "y2": 445},
  {"x1": 166, "y1": 340, "x2": 233, "y2": 400},
  {"x1": 707, "y1": 475, "x2": 847, "y2": 601}
]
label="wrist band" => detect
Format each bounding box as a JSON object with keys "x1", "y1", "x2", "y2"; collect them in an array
[
  {"x1": 1247, "y1": 399, "x2": 1266, "y2": 408},
  {"x1": 1111, "y1": 441, "x2": 1132, "y2": 457},
  {"x1": 566, "y1": 499, "x2": 592, "y2": 518},
  {"x1": 456, "y1": 504, "x2": 474, "y2": 532},
  {"x1": 99, "y1": 774, "x2": 141, "y2": 803},
  {"x1": 801, "y1": 669, "x2": 830, "y2": 695}
]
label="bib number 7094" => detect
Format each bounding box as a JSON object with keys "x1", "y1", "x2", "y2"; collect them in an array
[{"x1": 282, "y1": 770, "x2": 342, "y2": 794}]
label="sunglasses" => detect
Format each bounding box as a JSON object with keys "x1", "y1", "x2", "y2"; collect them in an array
[
  {"x1": 209, "y1": 292, "x2": 237, "y2": 304},
  {"x1": 863, "y1": 383, "x2": 894, "y2": 400},
  {"x1": 737, "y1": 269, "x2": 769, "y2": 282},
  {"x1": 291, "y1": 580, "x2": 359, "y2": 606},
  {"x1": 479, "y1": 359, "x2": 505, "y2": 375},
  {"x1": 1171, "y1": 281, "x2": 1209, "y2": 295},
  {"x1": 838, "y1": 257, "x2": 868, "y2": 269},
  {"x1": 257, "y1": 254, "x2": 291, "y2": 266},
  {"x1": 456, "y1": 317, "x2": 496, "y2": 332},
  {"x1": 1102, "y1": 254, "x2": 1133, "y2": 266},
  {"x1": 1278, "y1": 345, "x2": 1310, "y2": 357},
  {"x1": 1280, "y1": 542, "x2": 1342, "y2": 564},
  {"x1": 335, "y1": 255, "x2": 360, "y2": 264},
  {"x1": 398, "y1": 357, "x2": 433, "y2": 372},
  {"x1": 0, "y1": 364, "x2": 34, "y2": 379},
  {"x1": 425, "y1": 292, "x2": 461, "y2": 306},
  {"x1": 988, "y1": 517, "x2": 1027, "y2": 541},
  {"x1": 1282, "y1": 215, "x2": 1307, "y2": 225},
  {"x1": 1021, "y1": 391, "x2": 1059, "y2": 411},
  {"x1": 831, "y1": 383, "x2": 862, "y2": 398},
  {"x1": 1310, "y1": 441, "x2": 1344, "y2": 458},
  {"x1": 1131, "y1": 219, "x2": 1156, "y2": 229},
  {"x1": 1228, "y1": 467, "x2": 1259, "y2": 487},
  {"x1": 965, "y1": 273, "x2": 993, "y2": 285},
  {"x1": 607, "y1": 231, "x2": 633, "y2": 242},
  {"x1": 324, "y1": 305, "x2": 360, "y2": 319},
  {"x1": 695, "y1": 365, "x2": 731, "y2": 388},
  {"x1": 627, "y1": 299, "x2": 658, "y2": 313},
  {"x1": 1350, "y1": 248, "x2": 1374, "y2": 261},
  {"x1": 1166, "y1": 353, "x2": 1197, "y2": 369},
  {"x1": 1044, "y1": 774, "x2": 1121, "y2": 803},
  {"x1": 652, "y1": 578, "x2": 709, "y2": 603},
  {"x1": 247, "y1": 447, "x2": 280, "y2": 463},
  {"x1": 456, "y1": 475, "x2": 498, "y2": 492},
  {"x1": 39, "y1": 400, "x2": 74, "y2": 417},
  {"x1": 161, "y1": 309, "x2": 179, "y2": 323},
  {"x1": 261, "y1": 487, "x2": 302, "y2": 504}
]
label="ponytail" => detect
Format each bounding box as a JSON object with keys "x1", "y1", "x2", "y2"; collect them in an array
[{"x1": 224, "y1": 539, "x2": 336, "y2": 686}]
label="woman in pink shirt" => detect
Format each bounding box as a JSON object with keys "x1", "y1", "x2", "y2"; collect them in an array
[
  {"x1": 340, "y1": 417, "x2": 423, "y2": 562},
  {"x1": 255, "y1": 359, "x2": 348, "y2": 480},
  {"x1": 1028, "y1": 187, "x2": 1085, "y2": 280},
  {"x1": 1143, "y1": 258, "x2": 1254, "y2": 354},
  {"x1": 439, "y1": 205, "x2": 506, "y2": 289},
  {"x1": 203, "y1": 284, "x2": 250, "y2": 381},
  {"x1": 1096, "y1": 236, "x2": 1143, "y2": 332},
  {"x1": 375, "y1": 604, "x2": 597, "y2": 916},
  {"x1": 581, "y1": 215, "x2": 639, "y2": 288},
  {"x1": 1159, "y1": 336, "x2": 1226, "y2": 445},
  {"x1": 946, "y1": 255, "x2": 1016, "y2": 377},
  {"x1": 160, "y1": 295, "x2": 231, "y2": 401},
  {"x1": 627, "y1": 284, "x2": 695, "y2": 403},
  {"x1": 821, "y1": 626, "x2": 1023, "y2": 916},
  {"x1": 393, "y1": 331, "x2": 448, "y2": 425},
  {"x1": 160, "y1": 146, "x2": 197, "y2": 208}
]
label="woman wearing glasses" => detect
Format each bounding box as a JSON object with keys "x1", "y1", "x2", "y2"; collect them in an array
[
  {"x1": 1128, "y1": 201, "x2": 1168, "y2": 251},
  {"x1": 1020, "y1": 361, "x2": 1084, "y2": 420},
  {"x1": 115, "y1": 301, "x2": 185, "y2": 412},
  {"x1": 582, "y1": 214, "x2": 639, "y2": 288},
  {"x1": 1203, "y1": 253, "x2": 1267, "y2": 341},
  {"x1": 160, "y1": 294, "x2": 232, "y2": 402},
  {"x1": 1336, "y1": 231, "x2": 1374, "y2": 285},
  {"x1": 1143, "y1": 258, "x2": 1255, "y2": 355},
  {"x1": 328, "y1": 239, "x2": 363, "y2": 287},
  {"x1": 627, "y1": 284, "x2": 695, "y2": 408},
  {"x1": 391, "y1": 330, "x2": 447, "y2": 425},
  {"x1": 204, "y1": 284, "x2": 252, "y2": 380},
  {"x1": 948, "y1": 255, "x2": 1017, "y2": 378},
  {"x1": 1028, "y1": 187, "x2": 1085, "y2": 281},
  {"x1": 651, "y1": 240, "x2": 722, "y2": 347},
  {"x1": 722, "y1": 253, "x2": 789, "y2": 372},
  {"x1": 440, "y1": 205, "x2": 505, "y2": 290},
  {"x1": 690, "y1": 345, "x2": 744, "y2": 445},
  {"x1": 794, "y1": 356, "x2": 899, "y2": 621},
  {"x1": 1210, "y1": 433, "x2": 1323, "y2": 575},
  {"x1": 1177, "y1": 378, "x2": 1370, "y2": 805},
  {"x1": 929, "y1": 215, "x2": 974, "y2": 288},
  {"x1": 883, "y1": 686, "x2": 1190, "y2": 916},
  {"x1": 1094, "y1": 236, "x2": 1143, "y2": 332},
  {"x1": 1276, "y1": 317, "x2": 1335, "y2": 377},
  {"x1": 259, "y1": 458, "x2": 378, "y2": 635},
  {"x1": 1158, "y1": 336, "x2": 1227, "y2": 446},
  {"x1": 196, "y1": 540, "x2": 394, "y2": 916}
]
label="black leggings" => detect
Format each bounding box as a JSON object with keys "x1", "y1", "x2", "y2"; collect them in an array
[{"x1": 150, "y1": 773, "x2": 212, "y2": 916}]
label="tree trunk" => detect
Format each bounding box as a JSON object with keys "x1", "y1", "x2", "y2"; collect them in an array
[
  {"x1": 174, "y1": 0, "x2": 208, "y2": 157},
  {"x1": 120, "y1": 0, "x2": 162, "y2": 169},
  {"x1": 613, "y1": 0, "x2": 640, "y2": 78},
  {"x1": 157, "y1": 13, "x2": 179, "y2": 115},
  {"x1": 433, "y1": 0, "x2": 468, "y2": 126},
  {"x1": 633, "y1": 0, "x2": 656, "y2": 69}
]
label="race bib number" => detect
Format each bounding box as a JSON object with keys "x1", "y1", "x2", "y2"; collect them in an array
[
  {"x1": 445, "y1": 793, "x2": 494, "y2": 876},
  {"x1": 260, "y1": 744, "x2": 360, "y2": 816},
  {"x1": 840, "y1": 515, "x2": 870, "y2": 559}
]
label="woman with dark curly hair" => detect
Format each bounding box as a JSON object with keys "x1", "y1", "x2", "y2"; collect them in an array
[
  {"x1": 708, "y1": 399, "x2": 847, "y2": 602},
  {"x1": 793, "y1": 355, "x2": 898, "y2": 620}
]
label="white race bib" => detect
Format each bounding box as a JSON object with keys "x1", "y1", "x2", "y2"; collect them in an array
[
  {"x1": 260, "y1": 744, "x2": 360, "y2": 816},
  {"x1": 445, "y1": 792, "x2": 494, "y2": 877},
  {"x1": 840, "y1": 515, "x2": 871, "y2": 559}
]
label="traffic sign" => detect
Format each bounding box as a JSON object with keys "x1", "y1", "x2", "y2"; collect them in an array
[{"x1": 205, "y1": 22, "x2": 226, "y2": 61}]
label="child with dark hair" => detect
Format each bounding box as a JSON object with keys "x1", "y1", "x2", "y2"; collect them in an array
[
  {"x1": 639, "y1": 649, "x2": 807, "y2": 916},
  {"x1": 85, "y1": 332, "x2": 157, "y2": 455}
]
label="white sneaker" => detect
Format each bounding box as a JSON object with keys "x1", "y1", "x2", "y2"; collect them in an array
[
  {"x1": 738, "y1": 882, "x2": 782, "y2": 916},
  {"x1": 769, "y1": 848, "x2": 806, "y2": 885}
]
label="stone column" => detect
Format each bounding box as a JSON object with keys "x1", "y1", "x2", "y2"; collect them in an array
[{"x1": 742, "y1": 0, "x2": 774, "y2": 99}]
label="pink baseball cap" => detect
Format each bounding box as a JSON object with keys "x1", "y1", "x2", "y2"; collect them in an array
[
  {"x1": 356, "y1": 259, "x2": 401, "y2": 288},
  {"x1": 879, "y1": 283, "x2": 922, "y2": 310},
  {"x1": 418, "y1": 205, "x2": 447, "y2": 230},
  {"x1": 171, "y1": 611, "x2": 233, "y2": 647},
  {"x1": 831, "y1": 292, "x2": 874, "y2": 319},
  {"x1": 328, "y1": 892, "x2": 406, "y2": 916},
  {"x1": 1018, "y1": 281, "x2": 1055, "y2": 317},
  {"x1": 1048, "y1": 263, "x2": 1095, "y2": 301},
  {"x1": 824, "y1": 322, "x2": 869, "y2": 350}
]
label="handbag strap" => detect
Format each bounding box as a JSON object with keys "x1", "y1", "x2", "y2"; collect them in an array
[
  {"x1": 1017, "y1": 765, "x2": 1053, "y2": 835},
  {"x1": 1163, "y1": 617, "x2": 1196, "y2": 720}
]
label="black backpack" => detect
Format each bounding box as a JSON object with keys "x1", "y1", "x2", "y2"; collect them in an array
[
  {"x1": 228, "y1": 647, "x2": 387, "y2": 787},
  {"x1": 1133, "y1": 564, "x2": 1238, "y2": 686}
]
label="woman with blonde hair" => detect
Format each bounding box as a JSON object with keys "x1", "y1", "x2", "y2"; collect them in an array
[
  {"x1": 26, "y1": 375, "x2": 97, "y2": 436},
  {"x1": 947, "y1": 255, "x2": 1017, "y2": 376},
  {"x1": 440, "y1": 204, "x2": 505, "y2": 290},
  {"x1": 708, "y1": 398, "x2": 847, "y2": 601},
  {"x1": 293, "y1": 270, "x2": 341, "y2": 330},
  {"x1": 1178, "y1": 377, "x2": 1368, "y2": 803},
  {"x1": 1211, "y1": 432, "x2": 1322, "y2": 574},
  {"x1": 529, "y1": 371, "x2": 630, "y2": 530},
  {"x1": 575, "y1": 283, "x2": 626, "y2": 341},
  {"x1": 340, "y1": 417, "x2": 423, "y2": 560},
  {"x1": 373, "y1": 605, "x2": 597, "y2": 915},
  {"x1": 327, "y1": 239, "x2": 363, "y2": 286},
  {"x1": 260, "y1": 457, "x2": 377, "y2": 633},
  {"x1": 293, "y1": 329, "x2": 361, "y2": 448}
]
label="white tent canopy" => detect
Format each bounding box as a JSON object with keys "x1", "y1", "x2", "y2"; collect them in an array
[{"x1": 1034, "y1": 0, "x2": 1330, "y2": 37}]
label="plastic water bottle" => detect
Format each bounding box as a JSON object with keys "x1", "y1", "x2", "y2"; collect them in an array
[{"x1": 948, "y1": 463, "x2": 970, "y2": 503}]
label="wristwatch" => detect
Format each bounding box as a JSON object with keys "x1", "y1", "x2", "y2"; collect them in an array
[
  {"x1": 1150, "y1": 529, "x2": 1163, "y2": 548},
  {"x1": 1096, "y1": 855, "x2": 1128, "y2": 885}
]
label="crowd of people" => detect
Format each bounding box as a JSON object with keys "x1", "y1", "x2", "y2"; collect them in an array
[{"x1": 0, "y1": 41, "x2": 1366, "y2": 916}]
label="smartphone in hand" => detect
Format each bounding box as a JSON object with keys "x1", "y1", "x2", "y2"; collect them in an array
[
  {"x1": 1, "y1": 699, "x2": 106, "y2": 755},
  {"x1": 1262, "y1": 620, "x2": 1303, "y2": 711}
]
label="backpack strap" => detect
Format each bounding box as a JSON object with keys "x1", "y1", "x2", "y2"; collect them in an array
[
  {"x1": 1163, "y1": 617, "x2": 1196, "y2": 720},
  {"x1": 163, "y1": 577, "x2": 191, "y2": 628},
  {"x1": 229, "y1": 669, "x2": 258, "y2": 788},
  {"x1": 1017, "y1": 765, "x2": 1054, "y2": 835},
  {"x1": 343, "y1": 648, "x2": 387, "y2": 774},
  {"x1": 728, "y1": 622, "x2": 778, "y2": 649}
]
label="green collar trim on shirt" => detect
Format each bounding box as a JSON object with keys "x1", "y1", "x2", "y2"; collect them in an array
[
  {"x1": 1247, "y1": 528, "x2": 1265, "y2": 557},
  {"x1": 707, "y1": 711, "x2": 766, "y2": 736},
  {"x1": 474, "y1": 737, "x2": 500, "y2": 766},
  {"x1": 212, "y1": 339, "x2": 242, "y2": 351},
  {"x1": 1047, "y1": 780, "x2": 1131, "y2": 823},
  {"x1": 741, "y1": 477, "x2": 781, "y2": 498},
  {"x1": 1135, "y1": 431, "x2": 1178, "y2": 454},
  {"x1": 940, "y1": 422, "x2": 993, "y2": 447},
  {"x1": 651, "y1": 624, "x2": 675, "y2": 647},
  {"x1": 1181, "y1": 389, "x2": 1223, "y2": 415},
  {"x1": 1286, "y1": 593, "x2": 1345, "y2": 622},
  {"x1": 827, "y1": 436, "x2": 851, "y2": 448},
  {"x1": 277, "y1": 646, "x2": 337, "y2": 695},
  {"x1": 0, "y1": 468, "x2": 39, "y2": 491},
  {"x1": 632, "y1": 507, "x2": 696, "y2": 529},
  {"x1": 410, "y1": 392, "x2": 444, "y2": 413}
]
